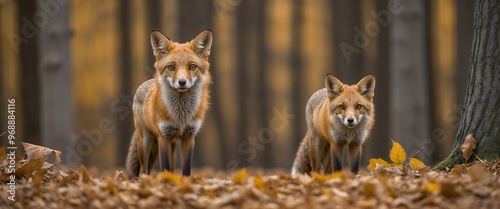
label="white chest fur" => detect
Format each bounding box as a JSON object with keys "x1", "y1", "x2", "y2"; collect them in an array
[{"x1": 156, "y1": 76, "x2": 205, "y2": 138}]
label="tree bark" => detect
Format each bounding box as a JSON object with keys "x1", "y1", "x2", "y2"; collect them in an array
[
  {"x1": 38, "y1": 0, "x2": 73, "y2": 155},
  {"x1": 389, "y1": 0, "x2": 432, "y2": 163},
  {"x1": 435, "y1": 0, "x2": 500, "y2": 169},
  {"x1": 18, "y1": 0, "x2": 41, "y2": 145}
]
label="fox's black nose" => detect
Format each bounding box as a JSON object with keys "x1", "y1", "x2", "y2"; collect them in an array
[
  {"x1": 347, "y1": 118, "x2": 354, "y2": 124},
  {"x1": 178, "y1": 79, "x2": 187, "y2": 86}
]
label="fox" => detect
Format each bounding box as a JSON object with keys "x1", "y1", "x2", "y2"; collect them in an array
[
  {"x1": 126, "y1": 29, "x2": 213, "y2": 178},
  {"x1": 291, "y1": 74, "x2": 375, "y2": 175}
]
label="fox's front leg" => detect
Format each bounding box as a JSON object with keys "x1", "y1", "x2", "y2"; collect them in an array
[
  {"x1": 180, "y1": 137, "x2": 195, "y2": 176},
  {"x1": 330, "y1": 142, "x2": 344, "y2": 172},
  {"x1": 348, "y1": 143, "x2": 362, "y2": 174},
  {"x1": 159, "y1": 137, "x2": 177, "y2": 172}
]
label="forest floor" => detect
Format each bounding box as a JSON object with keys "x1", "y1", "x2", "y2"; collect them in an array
[{"x1": 1, "y1": 143, "x2": 499, "y2": 209}]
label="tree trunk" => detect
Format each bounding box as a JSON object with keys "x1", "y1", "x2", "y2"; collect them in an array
[
  {"x1": 18, "y1": 0, "x2": 41, "y2": 145},
  {"x1": 38, "y1": 0, "x2": 73, "y2": 156},
  {"x1": 389, "y1": 0, "x2": 432, "y2": 164},
  {"x1": 435, "y1": 0, "x2": 500, "y2": 169}
]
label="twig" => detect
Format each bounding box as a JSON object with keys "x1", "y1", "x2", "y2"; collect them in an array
[
  {"x1": 0, "y1": 132, "x2": 5, "y2": 137},
  {"x1": 409, "y1": 146, "x2": 426, "y2": 159},
  {"x1": 473, "y1": 153, "x2": 491, "y2": 166}
]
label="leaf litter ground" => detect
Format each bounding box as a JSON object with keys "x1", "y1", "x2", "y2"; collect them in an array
[{"x1": 1, "y1": 143, "x2": 499, "y2": 209}]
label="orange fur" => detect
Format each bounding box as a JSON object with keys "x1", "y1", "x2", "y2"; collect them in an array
[
  {"x1": 292, "y1": 74, "x2": 376, "y2": 175},
  {"x1": 126, "y1": 29, "x2": 212, "y2": 177}
]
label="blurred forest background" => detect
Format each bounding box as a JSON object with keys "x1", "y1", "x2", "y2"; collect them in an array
[{"x1": 0, "y1": 0, "x2": 474, "y2": 171}]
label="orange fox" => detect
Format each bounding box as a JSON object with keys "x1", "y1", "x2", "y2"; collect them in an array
[
  {"x1": 126, "y1": 29, "x2": 213, "y2": 177},
  {"x1": 291, "y1": 74, "x2": 375, "y2": 175}
]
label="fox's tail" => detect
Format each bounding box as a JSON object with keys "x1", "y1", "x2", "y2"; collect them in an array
[
  {"x1": 291, "y1": 135, "x2": 312, "y2": 176},
  {"x1": 126, "y1": 131, "x2": 140, "y2": 178}
]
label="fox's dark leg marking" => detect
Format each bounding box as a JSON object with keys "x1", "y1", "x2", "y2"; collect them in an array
[
  {"x1": 182, "y1": 148, "x2": 193, "y2": 176},
  {"x1": 333, "y1": 154, "x2": 342, "y2": 172}
]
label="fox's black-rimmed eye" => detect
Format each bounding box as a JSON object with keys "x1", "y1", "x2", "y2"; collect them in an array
[
  {"x1": 189, "y1": 64, "x2": 197, "y2": 70},
  {"x1": 339, "y1": 105, "x2": 345, "y2": 110},
  {"x1": 167, "y1": 65, "x2": 175, "y2": 71},
  {"x1": 355, "y1": 104, "x2": 362, "y2": 110}
]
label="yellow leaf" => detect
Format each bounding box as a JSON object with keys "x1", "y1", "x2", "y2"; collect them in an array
[
  {"x1": 389, "y1": 140, "x2": 406, "y2": 165},
  {"x1": 159, "y1": 171, "x2": 182, "y2": 184},
  {"x1": 367, "y1": 158, "x2": 390, "y2": 171},
  {"x1": 425, "y1": 181, "x2": 441, "y2": 193},
  {"x1": 409, "y1": 158, "x2": 426, "y2": 169},
  {"x1": 311, "y1": 171, "x2": 343, "y2": 183},
  {"x1": 253, "y1": 172, "x2": 264, "y2": 190},
  {"x1": 232, "y1": 168, "x2": 249, "y2": 184}
]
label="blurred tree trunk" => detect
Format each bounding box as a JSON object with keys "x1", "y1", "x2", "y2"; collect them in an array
[
  {"x1": 435, "y1": 0, "x2": 500, "y2": 169},
  {"x1": 389, "y1": 0, "x2": 432, "y2": 164},
  {"x1": 333, "y1": 0, "x2": 362, "y2": 83},
  {"x1": 428, "y1": 0, "x2": 457, "y2": 163},
  {"x1": 117, "y1": 0, "x2": 133, "y2": 166},
  {"x1": 18, "y1": 1, "x2": 40, "y2": 145},
  {"x1": 363, "y1": 0, "x2": 391, "y2": 163},
  {"x1": 38, "y1": 0, "x2": 73, "y2": 154}
]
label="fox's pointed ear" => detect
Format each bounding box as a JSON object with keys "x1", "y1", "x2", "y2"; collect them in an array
[
  {"x1": 151, "y1": 30, "x2": 172, "y2": 56},
  {"x1": 325, "y1": 74, "x2": 344, "y2": 98},
  {"x1": 191, "y1": 29, "x2": 212, "y2": 58},
  {"x1": 357, "y1": 74, "x2": 376, "y2": 99}
]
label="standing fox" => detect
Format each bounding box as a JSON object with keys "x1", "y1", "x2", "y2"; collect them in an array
[
  {"x1": 126, "y1": 29, "x2": 213, "y2": 177},
  {"x1": 291, "y1": 74, "x2": 375, "y2": 175}
]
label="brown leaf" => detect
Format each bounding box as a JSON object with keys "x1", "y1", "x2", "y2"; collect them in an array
[
  {"x1": 363, "y1": 183, "x2": 376, "y2": 198},
  {"x1": 22, "y1": 142, "x2": 62, "y2": 166},
  {"x1": 16, "y1": 156, "x2": 47, "y2": 177},
  {"x1": 461, "y1": 133, "x2": 476, "y2": 161},
  {"x1": 79, "y1": 165, "x2": 92, "y2": 183},
  {"x1": 0, "y1": 146, "x2": 6, "y2": 160},
  {"x1": 468, "y1": 162, "x2": 491, "y2": 184},
  {"x1": 440, "y1": 182, "x2": 458, "y2": 198},
  {"x1": 33, "y1": 170, "x2": 46, "y2": 190}
]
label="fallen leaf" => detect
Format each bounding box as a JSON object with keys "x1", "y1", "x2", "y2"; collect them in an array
[
  {"x1": 311, "y1": 171, "x2": 343, "y2": 183},
  {"x1": 390, "y1": 140, "x2": 407, "y2": 165},
  {"x1": 16, "y1": 156, "x2": 47, "y2": 177},
  {"x1": 409, "y1": 158, "x2": 426, "y2": 169},
  {"x1": 461, "y1": 133, "x2": 476, "y2": 161},
  {"x1": 159, "y1": 171, "x2": 182, "y2": 184},
  {"x1": 0, "y1": 146, "x2": 6, "y2": 160},
  {"x1": 367, "y1": 158, "x2": 390, "y2": 171},
  {"x1": 468, "y1": 162, "x2": 491, "y2": 184},
  {"x1": 253, "y1": 172, "x2": 264, "y2": 191},
  {"x1": 425, "y1": 181, "x2": 440, "y2": 193},
  {"x1": 22, "y1": 142, "x2": 62, "y2": 166},
  {"x1": 232, "y1": 168, "x2": 249, "y2": 184},
  {"x1": 440, "y1": 182, "x2": 458, "y2": 198},
  {"x1": 79, "y1": 165, "x2": 92, "y2": 183},
  {"x1": 363, "y1": 183, "x2": 376, "y2": 198},
  {"x1": 33, "y1": 170, "x2": 46, "y2": 190}
]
